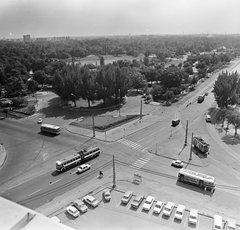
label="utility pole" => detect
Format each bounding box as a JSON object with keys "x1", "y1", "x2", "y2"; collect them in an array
[
  {"x1": 113, "y1": 155, "x2": 116, "y2": 188},
  {"x1": 189, "y1": 133, "x2": 193, "y2": 161},
  {"x1": 92, "y1": 114, "x2": 95, "y2": 137},
  {"x1": 184, "y1": 120, "x2": 188, "y2": 146},
  {"x1": 140, "y1": 100, "x2": 142, "y2": 120},
  {"x1": 118, "y1": 89, "x2": 121, "y2": 116}
]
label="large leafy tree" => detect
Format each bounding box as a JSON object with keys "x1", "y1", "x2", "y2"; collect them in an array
[
  {"x1": 212, "y1": 71, "x2": 239, "y2": 108},
  {"x1": 227, "y1": 111, "x2": 240, "y2": 135}
]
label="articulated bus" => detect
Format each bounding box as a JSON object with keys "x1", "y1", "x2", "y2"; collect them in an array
[
  {"x1": 178, "y1": 168, "x2": 215, "y2": 192},
  {"x1": 41, "y1": 124, "x2": 61, "y2": 135},
  {"x1": 56, "y1": 145, "x2": 100, "y2": 172}
]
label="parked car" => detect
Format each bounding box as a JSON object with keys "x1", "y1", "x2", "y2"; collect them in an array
[
  {"x1": 174, "y1": 204, "x2": 185, "y2": 220},
  {"x1": 153, "y1": 201, "x2": 164, "y2": 214},
  {"x1": 131, "y1": 195, "x2": 144, "y2": 209},
  {"x1": 83, "y1": 195, "x2": 99, "y2": 208},
  {"x1": 77, "y1": 163, "x2": 91, "y2": 174},
  {"x1": 189, "y1": 208, "x2": 198, "y2": 225},
  {"x1": 142, "y1": 195, "x2": 155, "y2": 211},
  {"x1": 66, "y1": 205, "x2": 80, "y2": 218},
  {"x1": 205, "y1": 114, "x2": 211, "y2": 122},
  {"x1": 163, "y1": 201, "x2": 175, "y2": 217},
  {"x1": 102, "y1": 189, "x2": 111, "y2": 201},
  {"x1": 171, "y1": 160, "x2": 184, "y2": 168},
  {"x1": 121, "y1": 191, "x2": 133, "y2": 204},
  {"x1": 226, "y1": 218, "x2": 236, "y2": 230},
  {"x1": 73, "y1": 199, "x2": 88, "y2": 213}
]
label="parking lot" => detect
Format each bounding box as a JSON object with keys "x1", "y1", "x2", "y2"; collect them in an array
[{"x1": 51, "y1": 188, "x2": 238, "y2": 230}]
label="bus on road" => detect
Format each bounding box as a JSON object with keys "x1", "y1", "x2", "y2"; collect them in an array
[
  {"x1": 178, "y1": 168, "x2": 215, "y2": 192},
  {"x1": 41, "y1": 124, "x2": 61, "y2": 135},
  {"x1": 56, "y1": 145, "x2": 100, "y2": 172}
]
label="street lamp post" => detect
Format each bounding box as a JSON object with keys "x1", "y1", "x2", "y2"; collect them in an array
[{"x1": 118, "y1": 89, "x2": 121, "y2": 116}]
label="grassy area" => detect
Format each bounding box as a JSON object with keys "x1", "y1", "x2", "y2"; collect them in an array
[{"x1": 71, "y1": 114, "x2": 140, "y2": 132}]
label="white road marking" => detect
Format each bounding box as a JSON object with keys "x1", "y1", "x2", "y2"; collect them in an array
[
  {"x1": 141, "y1": 148, "x2": 147, "y2": 152},
  {"x1": 51, "y1": 179, "x2": 61, "y2": 185},
  {"x1": 28, "y1": 189, "x2": 41, "y2": 196},
  {"x1": 149, "y1": 133, "x2": 156, "y2": 136},
  {"x1": 139, "y1": 137, "x2": 145, "y2": 141},
  {"x1": 71, "y1": 220, "x2": 76, "y2": 224}
]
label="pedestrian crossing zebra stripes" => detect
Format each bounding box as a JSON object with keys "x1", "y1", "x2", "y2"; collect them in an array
[
  {"x1": 130, "y1": 152, "x2": 155, "y2": 169},
  {"x1": 117, "y1": 138, "x2": 147, "y2": 152}
]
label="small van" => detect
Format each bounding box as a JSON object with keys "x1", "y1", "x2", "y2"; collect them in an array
[
  {"x1": 213, "y1": 214, "x2": 223, "y2": 230},
  {"x1": 172, "y1": 118, "x2": 180, "y2": 126},
  {"x1": 206, "y1": 114, "x2": 211, "y2": 122}
]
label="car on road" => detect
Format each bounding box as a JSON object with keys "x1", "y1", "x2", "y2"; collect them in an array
[
  {"x1": 142, "y1": 195, "x2": 155, "y2": 211},
  {"x1": 189, "y1": 208, "x2": 198, "y2": 225},
  {"x1": 205, "y1": 114, "x2": 211, "y2": 122},
  {"x1": 163, "y1": 201, "x2": 175, "y2": 217},
  {"x1": 102, "y1": 189, "x2": 111, "y2": 201},
  {"x1": 121, "y1": 191, "x2": 133, "y2": 204},
  {"x1": 37, "y1": 118, "x2": 42, "y2": 124},
  {"x1": 172, "y1": 118, "x2": 180, "y2": 126},
  {"x1": 66, "y1": 205, "x2": 80, "y2": 218},
  {"x1": 73, "y1": 199, "x2": 88, "y2": 213},
  {"x1": 153, "y1": 201, "x2": 164, "y2": 214},
  {"x1": 77, "y1": 163, "x2": 91, "y2": 174},
  {"x1": 174, "y1": 204, "x2": 185, "y2": 220},
  {"x1": 83, "y1": 195, "x2": 99, "y2": 208},
  {"x1": 131, "y1": 195, "x2": 144, "y2": 209},
  {"x1": 171, "y1": 160, "x2": 184, "y2": 168}
]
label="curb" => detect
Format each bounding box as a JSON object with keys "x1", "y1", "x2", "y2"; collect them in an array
[{"x1": 0, "y1": 143, "x2": 7, "y2": 169}]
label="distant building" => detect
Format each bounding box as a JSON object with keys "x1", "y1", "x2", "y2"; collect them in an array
[
  {"x1": 23, "y1": 34, "x2": 31, "y2": 43},
  {"x1": 36, "y1": 37, "x2": 48, "y2": 42}
]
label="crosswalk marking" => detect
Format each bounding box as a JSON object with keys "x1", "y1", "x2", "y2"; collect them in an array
[
  {"x1": 130, "y1": 152, "x2": 155, "y2": 169},
  {"x1": 117, "y1": 138, "x2": 145, "y2": 151}
]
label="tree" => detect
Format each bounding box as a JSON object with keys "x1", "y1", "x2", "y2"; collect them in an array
[
  {"x1": 212, "y1": 71, "x2": 239, "y2": 108},
  {"x1": 227, "y1": 112, "x2": 240, "y2": 135},
  {"x1": 27, "y1": 79, "x2": 39, "y2": 93},
  {"x1": 33, "y1": 70, "x2": 46, "y2": 85}
]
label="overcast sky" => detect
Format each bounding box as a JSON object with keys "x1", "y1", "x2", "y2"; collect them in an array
[{"x1": 1, "y1": 0, "x2": 240, "y2": 39}]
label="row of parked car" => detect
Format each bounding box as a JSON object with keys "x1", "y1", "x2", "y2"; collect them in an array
[
  {"x1": 65, "y1": 189, "x2": 111, "y2": 218},
  {"x1": 120, "y1": 191, "x2": 237, "y2": 229},
  {"x1": 121, "y1": 191, "x2": 197, "y2": 224}
]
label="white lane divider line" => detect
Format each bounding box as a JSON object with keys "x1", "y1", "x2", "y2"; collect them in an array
[
  {"x1": 28, "y1": 189, "x2": 41, "y2": 196},
  {"x1": 51, "y1": 178, "x2": 62, "y2": 185}
]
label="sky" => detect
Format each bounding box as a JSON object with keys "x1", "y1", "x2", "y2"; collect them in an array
[{"x1": 0, "y1": 0, "x2": 240, "y2": 39}]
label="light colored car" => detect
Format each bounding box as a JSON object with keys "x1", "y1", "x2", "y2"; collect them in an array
[
  {"x1": 142, "y1": 195, "x2": 155, "y2": 211},
  {"x1": 189, "y1": 208, "x2": 198, "y2": 225},
  {"x1": 174, "y1": 204, "x2": 185, "y2": 220},
  {"x1": 131, "y1": 195, "x2": 144, "y2": 209},
  {"x1": 226, "y1": 218, "x2": 236, "y2": 230},
  {"x1": 205, "y1": 114, "x2": 211, "y2": 122},
  {"x1": 83, "y1": 195, "x2": 99, "y2": 208},
  {"x1": 153, "y1": 201, "x2": 164, "y2": 214},
  {"x1": 37, "y1": 118, "x2": 42, "y2": 124},
  {"x1": 102, "y1": 189, "x2": 111, "y2": 201},
  {"x1": 163, "y1": 201, "x2": 175, "y2": 217},
  {"x1": 73, "y1": 199, "x2": 88, "y2": 213},
  {"x1": 171, "y1": 160, "x2": 184, "y2": 168},
  {"x1": 77, "y1": 163, "x2": 91, "y2": 173},
  {"x1": 121, "y1": 191, "x2": 133, "y2": 204},
  {"x1": 66, "y1": 205, "x2": 80, "y2": 218}
]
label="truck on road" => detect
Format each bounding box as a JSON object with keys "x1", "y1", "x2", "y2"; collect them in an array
[{"x1": 192, "y1": 136, "x2": 209, "y2": 154}]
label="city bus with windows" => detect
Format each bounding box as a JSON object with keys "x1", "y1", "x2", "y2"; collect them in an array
[
  {"x1": 40, "y1": 124, "x2": 61, "y2": 135},
  {"x1": 178, "y1": 168, "x2": 215, "y2": 192},
  {"x1": 56, "y1": 145, "x2": 100, "y2": 172}
]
